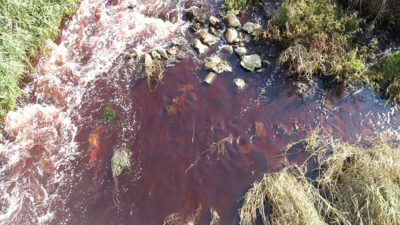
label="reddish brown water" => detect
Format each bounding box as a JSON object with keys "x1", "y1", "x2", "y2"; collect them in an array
[{"x1": 1, "y1": 1, "x2": 400, "y2": 225}]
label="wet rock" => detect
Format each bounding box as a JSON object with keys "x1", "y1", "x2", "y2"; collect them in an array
[
  {"x1": 185, "y1": 8, "x2": 198, "y2": 21},
  {"x1": 225, "y1": 28, "x2": 238, "y2": 44},
  {"x1": 205, "y1": 54, "x2": 232, "y2": 74},
  {"x1": 176, "y1": 51, "x2": 186, "y2": 60},
  {"x1": 169, "y1": 11, "x2": 178, "y2": 24},
  {"x1": 262, "y1": 60, "x2": 270, "y2": 68},
  {"x1": 243, "y1": 22, "x2": 262, "y2": 34},
  {"x1": 240, "y1": 54, "x2": 262, "y2": 72},
  {"x1": 243, "y1": 34, "x2": 252, "y2": 43},
  {"x1": 255, "y1": 122, "x2": 267, "y2": 137},
  {"x1": 226, "y1": 12, "x2": 241, "y2": 28},
  {"x1": 167, "y1": 46, "x2": 179, "y2": 55},
  {"x1": 144, "y1": 53, "x2": 154, "y2": 75},
  {"x1": 235, "y1": 47, "x2": 247, "y2": 56},
  {"x1": 198, "y1": 30, "x2": 219, "y2": 45},
  {"x1": 159, "y1": 49, "x2": 168, "y2": 59},
  {"x1": 204, "y1": 72, "x2": 217, "y2": 85},
  {"x1": 151, "y1": 50, "x2": 161, "y2": 60},
  {"x1": 193, "y1": 38, "x2": 209, "y2": 54},
  {"x1": 233, "y1": 78, "x2": 249, "y2": 93},
  {"x1": 209, "y1": 15, "x2": 220, "y2": 27},
  {"x1": 191, "y1": 23, "x2": 202, "y2": 32},
  {"x1": 221, "y1": 45, "x2": 233, "y2": 54},
  {"x1": 129, "y1": 50, "x2": 138, "y2": 59},
  {"x1": 111, "y1": 147, "x2": 130, "y2": 177},
  {"x1": 195, "y1": 14, "x2": 207, "y2": 25}
]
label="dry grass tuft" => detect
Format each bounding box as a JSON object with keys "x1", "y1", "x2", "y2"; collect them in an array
[
  {"x1": 239, "y1": 167, "x2": 327, "y2": 225},
  {"x1": 239, "y1": 130, "x2": 400, "y2": 225}
]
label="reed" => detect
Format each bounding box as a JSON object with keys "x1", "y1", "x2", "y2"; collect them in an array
[{"x1": 0, "y1": 0, "x2": 79, "y2": 122}]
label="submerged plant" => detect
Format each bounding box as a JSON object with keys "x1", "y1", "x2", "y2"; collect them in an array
[
  {"x1": 185, "y1": 136, "x2": 233, "y2": 174},
  {"x1": 111, "y1": 147, "x2": 130, "y2": 208},
  {"x1": 239, "y1": 130, "x2": 400, "y2": 225},
  {"x1": 102, "y1": 106, "x2": 117, "y2": 124}
]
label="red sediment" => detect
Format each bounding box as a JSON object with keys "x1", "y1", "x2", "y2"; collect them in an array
[{"x1": 88, "y1": 125, "x2": 103, "y2": 166}]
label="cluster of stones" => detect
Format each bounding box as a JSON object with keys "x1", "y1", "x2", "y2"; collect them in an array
[{"x1": 187, "y1": 9, "x2": 269, "y2": 93}]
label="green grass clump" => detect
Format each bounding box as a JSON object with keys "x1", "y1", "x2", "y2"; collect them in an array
[
  {"x1": 368, "y1": 51, "x2": 400, "y2": 102},
  {"x1": 224, "y1": 0, "x2": 254, "y2": 12},
  {"x1": 343, "y1": 0, "x2": 400, "y2": 34},
  {"x1": 102, "y1": 106, "x2": 117, "y2": 124},
  {"x1": 0, "y1": 0, "x2": 79, "y2": 122},
  {"x1": 239, "y1": 131, "x2": 400, "y2": 225},
  {"x1": 268, "y1": 0, "x2": 372, "y2": 82}
]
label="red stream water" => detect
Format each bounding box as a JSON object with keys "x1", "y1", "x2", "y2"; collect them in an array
[{"x1": 1, "y1": 0, "x2": 399, "y2": 224}]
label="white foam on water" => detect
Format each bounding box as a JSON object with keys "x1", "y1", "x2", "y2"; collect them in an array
[{"x1": 0, "y1": 0, "x2": 191, "y2": 224}]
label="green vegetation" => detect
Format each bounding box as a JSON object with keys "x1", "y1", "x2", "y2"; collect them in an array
[
  {"x1": 267, "y1": 0, "x2": 373, "y2": 82},
  {"x1": 239, "y1": 130, "x2": 400, "y2": 225},
  {"x1": 224, "y1": 0, "x2": 254, "y2": 12},
  {"x1": 368, "y1": 51, "x2": 400, "y2": 103},
  {"x1": 343, "y1": 0, "x2": 400, "y2": 33},
  {"x1": 102, "y1": 106, "x2": 117, "y2": 124},
  {"x1": 0, "y1": 0, "x2": 78, "y2": 122}
]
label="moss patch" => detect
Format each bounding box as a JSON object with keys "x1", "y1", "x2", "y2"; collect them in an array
[
  {"x1": 368, "y1": 51, "x2": 400, "y2": 102},
  {"x1": 102, "y1": 106, "x2": 117, "y2": 124}
]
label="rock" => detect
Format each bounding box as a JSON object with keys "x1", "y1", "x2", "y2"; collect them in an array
[
  {"x1": 262, "y1": 60, "x2": 270, "y2": 68},
  {"x1": 255, "y1": 122, "x2": 267, "y2": 137},
  {"x1": 199, "y1": 30, "x2": 208, "y2": 39},
  {"x1": 129, "y1": 50, "x2": 138, "y2": 59},
  {"x1": 151, "y1": 50, "x2": 161, "y2": 60},
  {"x1": 204, "y1": 72, "x2": 217, "y2": 85},
  {"x1": 221, "y1": 45, "x2": 233, "y2": 54},
  {"x1": 185, "y1": 8, "x2": 198, "y2": 21},
  {"x1": 209, "y1": 15, "x2": 220, "y2": 26},
  {"x1": 225, "y1": 28, "x2": 238, "y2": 44},
  {"x1": 226, "y1": 12, "x2": 241, "y2": 28},
  {"x1": 198, "y1": 30, "x2": 219, "y2": 45},
  {"x1": 243, "y1": 34, "x2": 252, "y2": 43},
  {"x1": 243, "y1": 22, "x2": 262, "y2": 34},
  {"x1": 169, "y1": 11, "x2": 178, "y2": 24},
  {"x1": 193, "y1": 38, "x2": 209, "y2": 54},
  {"x1": 191, "y1": 23, "x2": 202, "y2": 32},
  {"x1": 144, "y1": 53, "x2": 154, "y2": 75},
  {"x1": 195, "y1": 14, "x2": 207, "y2": 25},
  {"x1": 233, "y1": 78, "x2": 249, "y2": 93},
  {"x1": 235, "y1": 47, "x2": 247, "y2": 56},
  {"x1": 159, "y1": 49, "x2": 168, "y2": 59},
  {"x1": 240, "y1": 54, "x2": 262, "y2": 72},
  {"x1": 111, "y1": 147, "x2": 130, "y2": 177},
  {"x1": 167, "y1": 46, "x2": 179, "y2": 55},
  {"x1": 205, "y1": 54, "x2": 232, "y2": 74}
]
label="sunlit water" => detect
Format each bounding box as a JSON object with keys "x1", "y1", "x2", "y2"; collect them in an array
[{"x1": 1, "y1": 0, "x2": 399, "y2": 224}]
